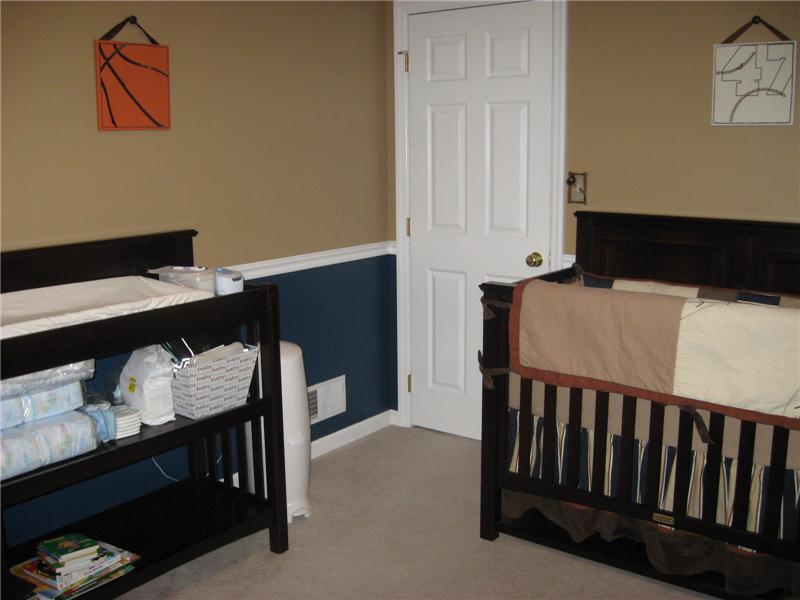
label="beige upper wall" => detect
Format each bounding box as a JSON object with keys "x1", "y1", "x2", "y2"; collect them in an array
[
  {"x1": 565, "y1": 1, "x2": 800, "y2": 253},
  {"x1": 3, "y1": 2, "x2": 798, "y2": 263},
  {"x1": 1, "y1": 1, "x2": 390, "y2": 266}
]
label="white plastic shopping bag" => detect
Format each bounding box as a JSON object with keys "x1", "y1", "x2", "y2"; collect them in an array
[{"x1": 119, "y1": 346, "x2": 175, "y2": 425}]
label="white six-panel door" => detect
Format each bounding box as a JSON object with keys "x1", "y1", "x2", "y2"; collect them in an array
[{"x1": 408, "y1": 1, "x2": 558, "y2": 439}]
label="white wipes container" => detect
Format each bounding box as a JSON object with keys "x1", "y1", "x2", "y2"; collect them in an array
[
  {"x1": 214, "y1": 268, "x2": 244, "y2": 296},
  {"x1": 148, "y1": 266, "x2": 215, "y2": 293}
]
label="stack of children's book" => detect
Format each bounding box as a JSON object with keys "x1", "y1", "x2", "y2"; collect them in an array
[{"x1": 11, "y1": 533, "x2": 139, "y2": 599}]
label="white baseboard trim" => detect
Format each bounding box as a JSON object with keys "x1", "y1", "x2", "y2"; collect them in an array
[
  {"x1": 311, "y1": 409, "x2": 400, "y2": 460},
  {"x1": 562, "y1": 254, "x2": 576, "y2": 269},
  {"x1": 229, "y1": 241, "x2": 397, "y2": 280}
]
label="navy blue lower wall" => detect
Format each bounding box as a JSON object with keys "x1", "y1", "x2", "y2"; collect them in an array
[
  {"x1": 4, "y1": 253, "x2": 397, "y2": 544},
  {"x1": 254, "y1": 254, "x2": 397, "y2": 440}
]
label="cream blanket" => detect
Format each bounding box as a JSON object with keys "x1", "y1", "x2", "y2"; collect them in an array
[{"x1": 510, "y1": 280, "x2": 800, "y2": 428}]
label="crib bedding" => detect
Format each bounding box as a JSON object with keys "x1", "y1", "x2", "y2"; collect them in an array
[
  {"x1": 579, "y1": 271, "x2": 800, "y2": 309},
  {"x1": 510, "y1": 279, "x2": 800, "y2": 427},
  {"x1": 0, "y1": 275, "x2": 213, "y2": 339},
  {"x1": 501, "y1": 491, "x2": 800, "y2": 597},
  {"x1": 501, "y1": 375, "x2": 800, "y2": 596},
  {"x1": 507, "y1": 378, "x2": 800, "y2": 469},
  {"x1": 505, "y1": 407, "x2": 800, "y2": 539}
]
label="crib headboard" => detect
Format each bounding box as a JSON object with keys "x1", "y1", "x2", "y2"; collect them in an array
[
  {"x1": 574, "y1": 212, "x2": 800, "y2": 295},
  {"x1": 0, "y1": 230, "x2": 198, "y2": 293}
]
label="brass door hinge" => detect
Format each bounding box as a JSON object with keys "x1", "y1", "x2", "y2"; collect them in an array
[
  {"x1": 406, "y1": 217, "x2": 412, "y2": 237},
  {"x1": 407, "y1": 373, "x2": 413, "y2": 393},
  {"x1": 398, "y1": 50, "x2": 409, "y2": 73}
]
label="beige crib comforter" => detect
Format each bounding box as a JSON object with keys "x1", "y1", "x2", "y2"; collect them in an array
[{"x1": 510, "y1": 280, "x2": 800, "y2": 429}]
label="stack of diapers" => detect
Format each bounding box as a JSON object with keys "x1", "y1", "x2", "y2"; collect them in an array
[
  {"x1": 0, "y1": 378, "x2": 99, "y2": 481},
  {"x1": 0, "y1": 381, "x2": 86, "y2": 429},
  {"x1": 0, "y1": 411, "x2": 98, "y2": 480},
  {"x1": 110, "y1": 405, "x2": 142, "y2": 439}
]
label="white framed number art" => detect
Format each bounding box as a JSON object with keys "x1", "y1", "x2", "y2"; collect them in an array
[{"x1": 712, "y1": 41, "x2": 796, "y2": 126}]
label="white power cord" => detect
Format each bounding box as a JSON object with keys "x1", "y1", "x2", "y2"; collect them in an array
[{"x1": 151, "y1": 453, "x2": 223, "y2": 482}]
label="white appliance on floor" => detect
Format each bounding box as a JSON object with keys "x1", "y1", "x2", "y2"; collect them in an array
[{"x1": 245, "y1": 340, "x2": 312, "y2": 523}]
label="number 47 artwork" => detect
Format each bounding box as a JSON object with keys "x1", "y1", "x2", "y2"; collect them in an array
[{"x1": 712, "y1": 41, "x2": 795, "y2": 126}]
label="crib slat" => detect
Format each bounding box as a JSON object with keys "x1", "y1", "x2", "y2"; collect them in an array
[
  {"x1": 541, "y1": 384, "x2": 557, "y2": 483},
  {"x1": 644, "y1": 402, "x2": 664, "y2": 508},
  {"x1": 702, "y1": 412, "x2": 725, "y2": 523},
  {"x1": 732, "y1": 421, "x2": 756, "y2": 530},
  {"x1": 673, "y1": 410, "x2": 694, "y2": 519},
  {"x1": 518, "y1": 378, "x2": 533, "y2": 478},
  {"x1": 616, "y1": 396, "x2": 636, "y2": 501},
  {"x1": 566, "y1": 388, "x2": 582, "y2": 488},
  {"x1": 762, "y1": 426, "x2": 789, "y2": 538},
  {"x1": 592, "y1": 391, "x2": 609, "y2": 494}
]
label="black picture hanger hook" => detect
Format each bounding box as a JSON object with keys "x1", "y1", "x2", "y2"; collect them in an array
[
  {"x1": 100, "y1": 15, "x2": 159, "y2": 45},
  {"x1": 722, "y1": 15, "x2": 790, "y2": 44}
]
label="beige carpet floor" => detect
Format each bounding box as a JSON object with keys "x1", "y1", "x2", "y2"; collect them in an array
[{"x1": 123, "y1": 426, "x2": 708, "y2": 599}]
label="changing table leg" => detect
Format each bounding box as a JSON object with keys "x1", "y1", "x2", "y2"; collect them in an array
[{"x1": 261, "y1": 285, "x2": 289, "y2": 553}]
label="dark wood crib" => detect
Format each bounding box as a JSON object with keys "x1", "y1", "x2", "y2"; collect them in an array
[{"x1": 480, "y1": 212, "x2": 800, "y2": 599}]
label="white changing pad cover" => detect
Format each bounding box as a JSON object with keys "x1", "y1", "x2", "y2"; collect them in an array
[{"x1": 1, "y1": 276, "x2": 214, "y2": 340}]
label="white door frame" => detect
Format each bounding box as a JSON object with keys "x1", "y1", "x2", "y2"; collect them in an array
[{"x1": 393, "y1": 0, "x2": 567, "y2": 429}]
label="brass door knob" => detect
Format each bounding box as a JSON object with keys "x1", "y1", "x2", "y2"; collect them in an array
[{"x1": 526, "y1": 252, "x2": 544, "y2": 268}]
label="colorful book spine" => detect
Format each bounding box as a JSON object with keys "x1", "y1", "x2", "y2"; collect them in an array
[{"x1": 36, "y1": 533, "x2": 99, "y2": 564}]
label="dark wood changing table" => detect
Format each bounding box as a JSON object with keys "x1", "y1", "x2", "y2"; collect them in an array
[{"x1": 0, "y1": 231, "x2": 288, "y2": 599}]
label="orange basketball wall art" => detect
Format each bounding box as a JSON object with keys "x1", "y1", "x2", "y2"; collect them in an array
[{"x1": 95, "y1": 41, "x2": 170, "y2": 130}]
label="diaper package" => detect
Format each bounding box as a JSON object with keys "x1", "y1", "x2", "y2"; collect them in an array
[
  {"x1": 79, "y1": 401, "x2": 117, "y2": 443},
  {"x1": 119, "y1": 345, "x2": 176, "y2": 426},
  {"x1": 0, "y1": 360, "x2": 95, "y2": 399},
  {"x1": 0, "y1": 411, "x2": 98, "y2": 480},
  {"x1": 0, "y1": 381, "x2": 85, "y2": 430}
]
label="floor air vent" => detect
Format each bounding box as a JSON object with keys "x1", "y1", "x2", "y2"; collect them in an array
[
  {"x1": 307, "y1": 375, "x2": 346, "y2": 424},
  {"x1": 307, "y1": 388, "x2": 319, "y2": 421}
]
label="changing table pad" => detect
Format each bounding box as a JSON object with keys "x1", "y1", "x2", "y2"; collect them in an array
[{"x1": 1, "y1": 276, "x2": 214, "y2": 339}]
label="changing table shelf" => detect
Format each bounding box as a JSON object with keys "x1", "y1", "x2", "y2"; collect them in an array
[
  {"x1": 2, "y1": 403, "x2": 267, "y2": 506},
  {"x1": 4, "y1": 478, "x2": 274, "y2": 599}
]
